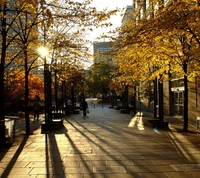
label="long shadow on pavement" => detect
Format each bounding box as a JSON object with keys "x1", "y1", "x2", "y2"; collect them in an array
[
  {"x1": 1, "y1": 135, "x2": 28, "y2": 177},
  {"x1": 65, "y1": 119, "x2": 130, "y2": 171},
  {"x1": 41, "y1": 125, "x2": 68, "y2": 177}
]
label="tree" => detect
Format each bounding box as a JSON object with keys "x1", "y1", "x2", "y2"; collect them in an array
[
  {"x1": 143, "y1": 0, "x2": 200, "y2": 131},
  {"x1": 5, "y1": 70, "x2": 44, "y2": 102},
  {"x1": 0, "y1": 0, "x2": 30, "y2": 146},
  {"x1": 87, "y1": 61, "x2": 116, "y2": 97},
  {"x1": 0, "y1": 0, "x2": 118, "y2": 146},
  {"x1": 110, "y1": 0, "x2": 200, "y2": 131}
]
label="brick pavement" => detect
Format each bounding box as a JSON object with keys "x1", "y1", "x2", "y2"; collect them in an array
[{"x1": 0, "y1": 103, "x2": 200, "y2": 178}]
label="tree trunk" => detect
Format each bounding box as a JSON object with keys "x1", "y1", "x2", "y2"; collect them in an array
[
  {"x1": 47, "y1": 70, "x2": 52, "y2": 121},
  {"x1": 158, "y1": 77, "x2": 164, "y2": 121},
  {"x1": 55, "y1": 70, "x2": 58, "y2": 112},
  {"x1": 0, "y1": 64, "x2": 6, "y2": 148},
  {"x1": 133, "y1": 85, "x2": 137, "y2": 114},
  {"x1": 125, "y1": 84, "x2": 129, "y2": 110},
  {"x1": 24, "y1": 49, "x2": 30, "y2": 135},
  {"x1": 154, "y1": 77, "x2": 158, "y2": 118},
  {"x1": 71, "y1": 84, "x2": 74, "y2": 111},
  {"x1": 62, "y1": 81, "x2": 64, "y2": 113},
  {"x1": 183, "y1": 61, "x2": 188, "y2": 132},
  {"x1": 0, "y1": 3, "x2": 7, "y2": 147}
]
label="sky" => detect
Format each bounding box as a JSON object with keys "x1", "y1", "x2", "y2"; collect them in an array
[
  {"x1": 80, "y1": 0, "x2": 133, "y2": 67},
  {"x1": 88, "y1": 0, "x2": 133, "y2": 41}
]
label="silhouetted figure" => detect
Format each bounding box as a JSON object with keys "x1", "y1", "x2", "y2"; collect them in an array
[
  {"x1": 33, "y1": 100, "x2": 41, "y2": 121},
  {"x1": 81, "y1": 99, "x2": 88, "y2": 117}
]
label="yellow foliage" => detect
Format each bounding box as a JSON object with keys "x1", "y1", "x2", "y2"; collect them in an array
[{"x1": 108, "y1": 0, "x2": 200, "y2": 88}]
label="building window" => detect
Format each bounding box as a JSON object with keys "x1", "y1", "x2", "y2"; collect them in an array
[{"x1": 171, "y1": 78, "x2": 184, "y2": 88}]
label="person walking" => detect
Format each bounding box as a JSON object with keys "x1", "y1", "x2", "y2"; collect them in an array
[
  {"x1": 81, "y1": 99, "x2": 88, "y2": 117},
  {"x1": 32, "y1": 99, "x2": 41, "y2": 121}
]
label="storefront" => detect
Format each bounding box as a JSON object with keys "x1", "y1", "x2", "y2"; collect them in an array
[{"x1": 170, "y1": 78, "x2": 184, "y2": 116}]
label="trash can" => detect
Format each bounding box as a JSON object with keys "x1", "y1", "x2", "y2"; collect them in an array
[
  {"x1": 5, "y1": 118, "x2": 16, "y2": 140},
  {"x1": 197, "y1": 116, "x2": 200, "y2": 134}
]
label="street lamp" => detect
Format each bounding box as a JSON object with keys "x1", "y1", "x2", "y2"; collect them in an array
[{"x1": 38, "y1": 46, "x2": 52, "y2": 123}]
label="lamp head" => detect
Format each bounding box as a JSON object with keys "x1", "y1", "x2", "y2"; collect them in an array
[{"x1": 38, "y1": 46, "x2": 48, "y2": 58}]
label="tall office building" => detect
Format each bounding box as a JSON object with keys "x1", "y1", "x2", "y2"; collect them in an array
[
  {"x1": 93, "y1": 41, "x2": 113, "y2": 63},
  {"x1": 131, "y1": 0, "x2": 170, "y2": 20},
  {"x1": 123, "y1": 0, "x2": 200, "y2": 122},
  {"x1": 121, "y1": 5, "x2": 134, "y2": 26}
]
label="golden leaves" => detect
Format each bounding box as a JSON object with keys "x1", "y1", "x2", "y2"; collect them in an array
[
  {"x1": 110, "y1": 0, "x2": 200, "y2": 87},
  {"x1": 0, "y1": 0, "x2": 6, "y2": 5}
]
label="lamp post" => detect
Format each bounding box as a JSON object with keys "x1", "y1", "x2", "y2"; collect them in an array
[{"x1": 38, "y1": 47, "x2": 52, "y2": 123}]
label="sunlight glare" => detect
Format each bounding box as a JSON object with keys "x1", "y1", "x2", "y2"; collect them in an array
[
  {"x1": 38, "y1": 46, "x2": 48, "y2": 57},
  {"x1": 128, "y1": 112, "x2": 145, "y2": 130}
]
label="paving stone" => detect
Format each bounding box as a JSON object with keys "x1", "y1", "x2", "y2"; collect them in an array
[
  {"x1": 7, "y1": 175, "x2": 37, "y2": 178},
  {"x1": 0, "y1": 162, "x2": 9, "y2": 168},
  {"x1": 105, "y1": 173, "x2": 142, "y2": 178},
  {"x1": 144, "y1": 165, "x2": 176, "y2": 172},
  {"x1": 59, "y1": 161, "x2": 80, "y2": 167},
  {"x1": 27, "y1": 161, "x2": 53, "y2": 168},
  {"x1": 29, "y1": 167, "x2": 64, "y2": 175},
  {"x1": 140, "y1": 172, "x2": 169, "y2": 178},
  {"x1": 1, "y1": 104, "x2": 200, "y2": 177},
  {"x1": 36, "y1": 175, "x2": 53, "y2": 178},
  {"x1": 152, "y1": 159, "x2": 177, "y2": 165},
  {"x1": 93, "y1": 166, "x2": 127, "y2": 173},
  {"x1": 64, "y1": 166, "x2": 93, "y2": 173},
  {"x1": 97, "y1": 155, "x2": 121, "y2": 161},
  {"x1": 125, "y1": 165, "x2": 147, "y2": 173},
  {"x1": 131, "y1": 160, "x2": 155, "y2": 166},
  {"x1": 79, "y1": 160, "x2": 106, "y2": 167},
  {"x1": 170, "y1": 164, "x2": 200, "y2": 171},
  {"x1": 83, "y1": 173, "x2": 104, "y2": 178},
  {"x1": 165, "y1": 172, "x2": 200, "y2": 178},
  {"x1": 12, "y1": 161, "x2": 30, "y2": 167},
  {"x1": 3, "y1": 167, "x2": 32, "y2": 175},
  {"x1": 106, "y1": 160, "x2": 133, "y2": 166}
]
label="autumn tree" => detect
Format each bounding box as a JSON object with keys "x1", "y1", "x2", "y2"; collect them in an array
[
  {"x1": 37, "y1": 0, "x2": 118, "y2": 110},
  {"x1": 139, "y1": 0, "x2": 200, "y2": 131},
  {"x1": 87, "y1": 61, "x2": 117, "y2": 98},
  {"x1": 0, "y1": 0, "x2": 36, "y2": 145},
  {"x1": 5, "y1": 70, "x2": 44, "y2": 102},
  {"x1": 110, "y1": 0, "x2": 200, "y2": 131},
  {"x1": 0, "y1": 0, "x2": 118, "y2": 146}
]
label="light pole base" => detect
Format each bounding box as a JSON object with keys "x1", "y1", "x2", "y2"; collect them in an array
[
  {"x1": 41, "y1": 119, "x2": 64, "y2": 133},
  {"x1": 120, "y1": 109, "x2": 130, "y2": 114},
  {"x1": 148, "y1": 119, "x2": 169, "y2": 129}
]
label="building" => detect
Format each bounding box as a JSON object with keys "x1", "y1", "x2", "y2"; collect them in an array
[
  {"x1": 122, "y1": 0, "x2": 200, "y2": 124},
  {"x1": 93, "y1": 41, "x2": 113, "y2": 63},
  {"x1": 121, "y1": 5, "x2": 134, "y2": 26}
]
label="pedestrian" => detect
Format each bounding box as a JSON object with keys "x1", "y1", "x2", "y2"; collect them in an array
[
  {"x1": 81, "y1": 99, "x2": 88, "y2": 117},
  {"x1": 32, "y1": 99, "x2": 41, "y2": 121}
]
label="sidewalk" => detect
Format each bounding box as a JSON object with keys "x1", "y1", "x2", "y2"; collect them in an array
[
  {"x1": 0, "y1": 104, "x2": 200, "y2": 178},
  {"x1": 140, "y1": 111, "x2": 197, "y2": 133}
]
